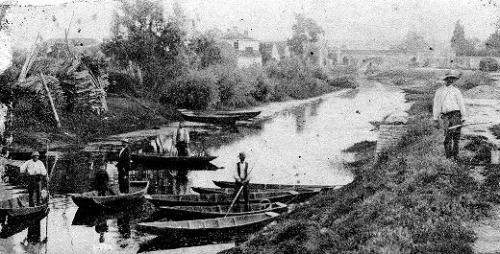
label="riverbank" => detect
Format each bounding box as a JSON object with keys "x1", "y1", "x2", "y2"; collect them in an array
[{"x1": 219, "y1": 68, "x2": 500, "y2": 254}]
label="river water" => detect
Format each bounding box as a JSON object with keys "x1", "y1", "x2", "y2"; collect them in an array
[{"x1": 0, "y1": 78, "x2": 407, "y2": 254}]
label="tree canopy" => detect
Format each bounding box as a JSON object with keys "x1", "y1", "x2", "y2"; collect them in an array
[
  {"x1": 102, "y1": 0, "x2": 186, "y2": 97},
  {"x1": 287, "y1": 14, "x2": 324, "y2": 56}
]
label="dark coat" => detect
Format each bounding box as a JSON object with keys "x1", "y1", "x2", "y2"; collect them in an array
[{"x1": 117, "y1": 146, "x2": 132, "y2": 172}]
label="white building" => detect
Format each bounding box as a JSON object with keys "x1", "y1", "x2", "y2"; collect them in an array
[{"x1": 222, "y1": 27, "x2": 262, "y2": 68}]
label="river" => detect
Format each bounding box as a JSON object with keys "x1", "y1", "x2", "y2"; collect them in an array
[{"x1": 0, "y1": 78, "x2": 407, "y2": 254}]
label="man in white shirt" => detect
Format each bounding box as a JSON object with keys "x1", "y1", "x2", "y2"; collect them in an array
[
  {"x1": 175, "y1": 122, "x2": 190, "y2": 157},
  {"x1": 433, "y1": 71, "x2": 466, "y2": 159},
  {"x1": 234, "y1": 152, "x2": 250, "y2": 211},
  {"x1": 20, "y1": 151, "x2": 48, "y2": 206}
]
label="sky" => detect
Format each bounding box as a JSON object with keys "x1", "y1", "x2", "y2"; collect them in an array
[{"x1": 0, "y1": 0, "x2": 499, "y2": 50}]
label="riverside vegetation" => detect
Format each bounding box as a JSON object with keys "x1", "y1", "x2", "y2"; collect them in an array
[
  {"x1": 220, "y1": 69, "x2": 500, "y2": 254},
  {"x1": 0, "y1": 0, "x2": 356, "y2": 150}
]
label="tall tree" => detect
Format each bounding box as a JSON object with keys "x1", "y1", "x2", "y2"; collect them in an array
[
  {"x1": 102, "y1": 0, "x2": 186, "y2": 97},
  {"x1": 450, "y1": 20, "x2": 476, "y2": 56},
  {"x1": 287, "y1": 14, "x2": 324, "y2": 56},
  {"x1": 485, "y1": 17, "x2": 500, "y2": 55}
]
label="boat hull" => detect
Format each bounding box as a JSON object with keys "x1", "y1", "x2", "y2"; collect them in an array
[
  {"x1": 212, "y1": 180, "x2": 336, "y2": 191},
  {"x1": 152, "y1": 202, "x2": 288, "y2": 220},
  {"x1": 71, "y1": 181, "x2": 149, "y2": 210}
]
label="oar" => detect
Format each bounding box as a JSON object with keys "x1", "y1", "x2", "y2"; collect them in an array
[{"x1": 224, "y1": 185, "x2": 244, "y2": 218}]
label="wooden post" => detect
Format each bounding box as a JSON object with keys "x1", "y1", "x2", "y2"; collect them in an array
[{"x1": 39, "y1": 74, "x2": 62, "y2": 129}]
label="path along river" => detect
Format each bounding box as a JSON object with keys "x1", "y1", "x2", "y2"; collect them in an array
[{"x1": 0, "y1": 78, "x2": 408, "y2": 254}]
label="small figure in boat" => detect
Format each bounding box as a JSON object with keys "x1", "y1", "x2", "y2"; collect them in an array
[
  {"x1": 234, "y1": 152, "x2": 250, "y2": 211},
  {"x1": 94, "y1": 166, "x2": 113, "y2": 196},
  {"x1": 20, "y1": 151, "x2": 48, "y2": 206},
  {"x1": 175, "y1": 122, "x2": 190, "y2": 157},
  {"x1": 117, "y1": 138, "x2": 132, "y2": 193}
]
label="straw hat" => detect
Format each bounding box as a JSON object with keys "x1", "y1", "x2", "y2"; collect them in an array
[
  {"x1": 443, "y1": 70, "x2": 461, "y2": 80},
  {"x1": 31, "y1": 151, "x2": 40, "y2": 157}
]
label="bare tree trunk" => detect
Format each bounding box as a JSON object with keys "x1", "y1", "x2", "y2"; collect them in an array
[{"x1": 40, "y1": 73, "x2": 62, "y2": 129}]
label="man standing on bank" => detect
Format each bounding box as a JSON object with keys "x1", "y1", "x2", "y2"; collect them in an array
[
  {"x1": 234, "y1": 152, "x2": 250, "y2": 211},
  {"x1": 117, "y1": 138, "x2": 131, "y2": 193},
  {"x1": 433, "y1": 70, "x2": 466, "y2": 160},
  {"x1": 20, "y1": 151, "x2": 48, "y2": 206}
]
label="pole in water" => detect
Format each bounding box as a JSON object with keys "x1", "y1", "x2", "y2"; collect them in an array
[{"x1": 225, "y1": 185, "x2": 244, "y2": 218}]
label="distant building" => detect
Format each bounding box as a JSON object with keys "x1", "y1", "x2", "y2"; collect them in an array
[{"x1": 222, "y1": 27, "x2": 262, "y2": 68}]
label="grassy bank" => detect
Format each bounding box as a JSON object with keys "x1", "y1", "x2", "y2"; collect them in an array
[{"x1": 220, "y1": 69, "x2": 498, "y2": 254}]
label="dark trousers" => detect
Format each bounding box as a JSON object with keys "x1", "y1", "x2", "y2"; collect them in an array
[
  {"x1": 118, "y1": 168, "x2": 129, "y2": 193},
  {"x1": 442, "y1": 111, "x2": 462, "y2": 159},
  {"x1": 176, "y1": 141, "x2": 188, "y2": 157},
  {"x1": 27, "y1": 175, "x2": 43, "y2": 206},
  {"x1": 235, "y1": 181, "x2": 250, "y2": 211}
]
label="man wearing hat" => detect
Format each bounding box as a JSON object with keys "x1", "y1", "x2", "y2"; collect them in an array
[
  {"x1": 117, "y1": 138, "x2": 132, "y2": 193},
  {"x1": 433, "y1": 70, "x2": 466, "y2": 159},
  {"x1": 20, "y1": 151, "x2": 48, "y2": 206},
  {"x1": 234, "y1": 152, "x2": 250, "y2": 211}
]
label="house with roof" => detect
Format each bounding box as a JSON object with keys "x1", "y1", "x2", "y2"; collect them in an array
[{"x1": 222, "y1": 27, "x2": 262, "y2": 68}]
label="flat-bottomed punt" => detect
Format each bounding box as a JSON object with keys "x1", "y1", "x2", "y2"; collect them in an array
[
  {"x1": 136, "y1": 212, "x2": 279, "y2": 236},
  {"x1": 179, "y1": 110, "x2": 261, "y2": 125},
  {"x1": 212, "y1": 180, "x2": 338, "y2": 191},
  {"x1": 146, "y1": 189, "x2": 319, "y2": 207},
  {"x1": 192, "y1": 186, "x2": 318, "y2": 195},
  {"x1": 154, "y1": 202, "x2": 288, "y2": 220},
  {"x1": 71, "y1": 181, "x2": 149, "y2": 210},
  {"x1": 0, "y1": 194, "x2": 48, "y2": 219},
  {"x1": 131, "y1": 154, "x2": 217, "y2": 167}
]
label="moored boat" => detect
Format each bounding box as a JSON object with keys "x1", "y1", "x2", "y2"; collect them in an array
[
  {"x1": 212, "y1": 180, "x2": 338, "y2": 191},
  {"x1": 191, "y1": 186, "x2": 317, "y2": 195},
  {"x1": 146, "y1": 189, "x2": 319, "y2": 207},
  {"x1": 131, "y1": 153, "x2": 217, "y2": 166},
  {"x1": 136, "y1": 211, "x2": 279, "y2": 235},
  {"x1": 71, "y1": 181, "x2": 149, "y2": 210},
  {"x1": 0, "y1": 194, "x2": 49, "y2": 219},
  {"x1": 179, "y1": 110, "x2": 261, "y2": 125},
  {"x1": 153, "y1": 202, "x2": 288, "y2": 220}
]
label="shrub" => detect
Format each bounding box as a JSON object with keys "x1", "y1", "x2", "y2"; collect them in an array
[
  {"x1": 161, "y1": 69, "x2": 219, "y2": 110},
  {"x1": 455, "y1": 71, "x2": 493, "y2": 90},
  {"x1": 479, "y1": 58, "x2": 499, "y2": 72}
]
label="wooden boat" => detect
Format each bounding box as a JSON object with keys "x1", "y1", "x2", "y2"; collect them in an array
[
  {"x1": 153, "y1": 202, "x2": 288, "y2": 220},
  {"x1": 0, "y1": 208, "x2": 49, "y2": 239},
  {"x1": 191, "y1": 186, "x2": 316, "y2": 195},
  {"x1": 136, "y1": 212, "x2": 280, "y2": 235},
  {"x1": 131, "y1": 153, "x2": 217, "y2": 166},
  {"x1": 146, "y1": 189, "x2": 320, "y2": 207},
  {"x1": 71, "y1": 181, "x2": 149, "y2": 210},
  {"x1": 0, "y1": 194, "x2": 49, "y2": 218},
  {"x1": 179, "y1": 110, "x2": 261, "y2": 125},
  {"x1": 212, "y1": 180, "x2": 338, "y2": 191}
]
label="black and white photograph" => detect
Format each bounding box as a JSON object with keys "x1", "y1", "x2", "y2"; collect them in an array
[{"x1": 0, "y1": 0, "x2": 500, "y2": 253}]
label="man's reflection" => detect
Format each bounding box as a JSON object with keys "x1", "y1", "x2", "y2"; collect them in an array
[
  {"x1": 94, "y1": 216, "x2": 108, "y2": 243},
  {"x1": 117, "y1": 213, "x2": 131, "y2": 239}
]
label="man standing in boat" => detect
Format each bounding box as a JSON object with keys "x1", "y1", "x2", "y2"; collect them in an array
[
  {"x1": 433, "y1": 70, "x2": 466, "y2": 160},
  {"x1": 117, "y1": 138, "x2": 132, "y2": 193},
  {"x1": 234, "y1": 152, "x2": 250, "y2": 211},
  {"x1": 175, "y1": 122, "x2": 190, "y2": 157},
  {"x1": 20, "y1": 151, "x2": 48, "y2": 206}
]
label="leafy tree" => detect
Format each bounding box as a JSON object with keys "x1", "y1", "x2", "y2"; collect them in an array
[
  {"x1": 102, "y1": 0, "x2": 186, "y2": 98},
  {"x1": 287, "y1": 14, "x2": 324, "y2": 56},
  {"x1": 393, "y1": 31, "x2": 430, "y2": 52},
  {"x1": 485, "y1": 18, "x2": 500, "y2": 55},
  {"x1": 451, "y1": 20, "x2": 476, "y2": 56},
  {"x1": 189, "y1": 33, "x2": 237, "y2": 69}
]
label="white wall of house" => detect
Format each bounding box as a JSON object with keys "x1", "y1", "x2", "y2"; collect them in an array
[
  {"x1": 271, "y1": 44, "x2": 280, "y2": 60},
  {"x1": 224, "y1": 39, "x2": 259, "y2": 52}
]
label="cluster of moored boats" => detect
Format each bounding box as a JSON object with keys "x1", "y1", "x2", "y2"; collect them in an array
[{"x1": 69, "y1": 180, "x2": 338, "y2": 237}]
